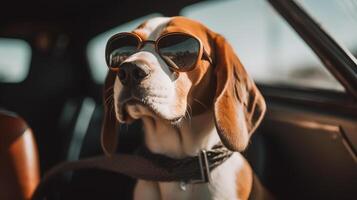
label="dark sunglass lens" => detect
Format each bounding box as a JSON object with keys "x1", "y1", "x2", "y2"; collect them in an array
[
  {"x1": 158, "y1": 34, "x2": 200, "y2": 71},
  {"x1": 107, "y1": 35, "x2": 139, "y2": 68}
]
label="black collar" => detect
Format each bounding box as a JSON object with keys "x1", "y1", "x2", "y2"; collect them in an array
[{"x1": 135, "y1": 143, "x2": 233, "y2": 183}]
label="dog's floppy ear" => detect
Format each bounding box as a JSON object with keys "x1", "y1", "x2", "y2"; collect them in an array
[
  {"x1": 213, "y1": 34, "x2": 266, "y2": 152},
  {"x1": 101, "y1": 71, "x2": 119, "y2": 156}
]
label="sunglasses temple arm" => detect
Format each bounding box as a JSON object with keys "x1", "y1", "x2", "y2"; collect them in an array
[{"x1": 202, "y1": 48, "x2": 213, "y2": 65}]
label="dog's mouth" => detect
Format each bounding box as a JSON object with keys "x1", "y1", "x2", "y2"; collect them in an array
[
  {"x1": 119, "y1": 98, "x2": 146, "y2": 123},
  {"x1": 118, "y1": 97, "x2": 183, "y2": 125}
]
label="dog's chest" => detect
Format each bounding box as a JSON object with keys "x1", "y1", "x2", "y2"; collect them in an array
[{"x1": 136, "y1": 153, "x2": 244, "y2": 200}]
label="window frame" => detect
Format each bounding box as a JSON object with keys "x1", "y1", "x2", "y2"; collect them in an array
[
  {"x1": 0, "y1": 37, "x2": 32, "y2": 83},
  {"x1": 268, "y1": 0, "x2": 357, "y2": 100}
]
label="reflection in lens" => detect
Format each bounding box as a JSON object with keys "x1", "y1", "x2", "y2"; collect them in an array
[
  {"x1": 158, "y1": 34, "x2": 200, "y2": 71},
  {"x1": 107, "y1": 35, "x2": 139, "y2": 68},
  {"x1": 109, "y1": 47, "x2": 137, "y2": 67}
]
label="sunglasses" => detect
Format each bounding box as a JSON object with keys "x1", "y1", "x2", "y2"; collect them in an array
[{"x1": 105, "y1": 32, "x2": 213, "y2": 72}]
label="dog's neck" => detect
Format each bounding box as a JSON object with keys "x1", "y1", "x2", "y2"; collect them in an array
[{"x1": 141, "y1": 109, "x2": 220, "y2": 159}]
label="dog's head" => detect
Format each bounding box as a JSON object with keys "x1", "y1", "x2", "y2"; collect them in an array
[{"x1": 101, "y1": 17, "x2": 266, "y2": 156}]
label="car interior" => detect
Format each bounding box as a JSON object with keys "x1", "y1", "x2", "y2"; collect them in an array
[{"x1": 0, "y1": 0, "x2": 356, "y2": 200}]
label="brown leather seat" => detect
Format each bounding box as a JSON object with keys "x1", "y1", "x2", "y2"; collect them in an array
[{"x1": 0, "y1": 110, "x2": 40, "y2": 200}]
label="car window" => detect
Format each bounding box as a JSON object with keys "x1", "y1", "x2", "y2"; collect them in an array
[
  {"x1": 181, "y1": 0, "x2": 345, "y2": 91},
  {"x1": 87, "y1": 13, "x2": 162, "y2": 83},
  {"x1": 0, "y1": 38, "x2": 31, "y2": 83},
  {"x1": 297, "y1": 0, "x2": 357, "y2": 60}
]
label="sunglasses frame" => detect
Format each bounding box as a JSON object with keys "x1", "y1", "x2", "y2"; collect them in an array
[{"x1": 105, "y1": 31, "x2": 212, "y2": 72}]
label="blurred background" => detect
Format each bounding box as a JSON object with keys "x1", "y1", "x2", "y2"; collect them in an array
[{"x1": 1, "y1": 0, "x2": 356, "y2": 179}]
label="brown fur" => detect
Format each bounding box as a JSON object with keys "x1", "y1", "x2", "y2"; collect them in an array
[
  {"x1": 101, "y1": 71, "x2": 119, "y2": 155},
  {"x1": 212, "y1": 33, "x2": 266, "y2": 151},
  {"x1": 237, "y1": 160, "x2": 253, "y2": 200}
]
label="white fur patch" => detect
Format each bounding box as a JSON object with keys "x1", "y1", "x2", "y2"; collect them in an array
[
  {"x1": 209, "y1": 153, "x2": 244, "y2": 200},
  {"x1": 137, "y1": 17, "x2": 171, "y2": 40}
]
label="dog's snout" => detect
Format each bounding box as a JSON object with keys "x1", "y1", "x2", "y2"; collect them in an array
[{"x1": 118, "y1": 62, "x2": 150, "y2": 85}]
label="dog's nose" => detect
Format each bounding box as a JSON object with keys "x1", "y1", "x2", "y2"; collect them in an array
[{"x1": 118, "y1": 62, "x2": 150, "y2": 85}]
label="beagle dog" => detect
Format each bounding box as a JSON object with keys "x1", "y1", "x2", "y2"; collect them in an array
[{"x1": 101, "y1": 16, "x2": 267, "y2": 200}]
